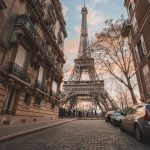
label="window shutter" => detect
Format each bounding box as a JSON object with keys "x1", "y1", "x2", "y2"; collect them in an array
[
  {"x1": 52, "y1": 81, "x2": 57, "y2": 93},
  {"x1": 132, "y1": 15, "x2": 138, "y2": 32},
  {"x1": 135, "y1": 46, "x2": 140, "y2": 63},
  {"x1": 141, "y1": 35, "x2": 147, "y2": 55},
  {"x1": 131, "y1": 0, "x2": 135, "y2": 10},
  {"x1": 38, "y1": 66, "x2": 44, "y2": 82},
  {"x1": 15, "y1": 45, "x2": 27, "y2": 68},
  {"x1": 55, "y1": 20, "x2": 60, "y2": 38}
]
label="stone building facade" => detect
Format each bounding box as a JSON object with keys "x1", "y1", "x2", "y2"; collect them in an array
[
  {"x1": 122, "y1": 0, "x2": 150, "y2": 103},
  {"x1": 0, "y1": 0, "x2": 67, "y2": 126}
]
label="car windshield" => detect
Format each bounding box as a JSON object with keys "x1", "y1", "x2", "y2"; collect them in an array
[
  {"x1": 114, "y1": 112, "x2": 121, "y2": 116},
  {"x1": 146, "y1": 105, "x2": 150, "y2": 112}
]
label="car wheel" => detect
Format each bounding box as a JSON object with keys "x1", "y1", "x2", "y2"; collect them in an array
[
  {"x1": 119, "y1": 122, "x2": 125, "y2": 132},
  {"x1": 113, "y1": 120, "x2": 117, "y2": 127},
  {"x1": 105, "y1": 118, "x2": 108, "y2": 122},
  {"x1": 134, "y1": 126, "x2": 143, "y2": 142}
]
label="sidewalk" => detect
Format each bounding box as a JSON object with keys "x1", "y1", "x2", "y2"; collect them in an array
[{"x1": 0, "y1": 118, "x2": 75, "y2": 142}]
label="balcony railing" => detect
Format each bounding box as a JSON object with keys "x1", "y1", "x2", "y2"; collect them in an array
[
  {"x1": 28, "y1": 0, "x2": 57, "y2": 43},
  {"x1": 35, "y1": 80, "x2": 47, "y2": 93},
  {"x1": 7, "y1": 62, "x2": 30, "y2": 83},
  {"x1": 27, "y1": 0, "x2": 44, "y2": 18},
  {"x1": 26, "y1": 0, "x2": 66, "y2": 62},
  {"x1": 15, "y1": 15, "x2": 43, "y2": 48},
  {"x1": 14, "y1": 15, "x2": 56, "y2": 68}
]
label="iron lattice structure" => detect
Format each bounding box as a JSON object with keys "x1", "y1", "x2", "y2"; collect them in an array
[{"x1": 63, "y1": 4, "x2": 119, "y2": 112}]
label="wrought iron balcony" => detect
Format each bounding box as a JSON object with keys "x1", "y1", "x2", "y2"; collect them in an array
[
  {"x1": 35, "y1": 80, "x2": 47, "y2": 93},
  {"x1": 27, "y1": 0, "x2": 44, "y2": 18},
  {"x1": 7, "y1": 62, "x2": 30, "y2": 83},
  {"x1": 14, "y1": 15, "x2": 43, "y2": 48},
  {"x1": 0, "y1": 0, "x2": 7, "y2": 9},
  {"x1": 14, "y1": 15, "x2": 56, "y2": 68},
  {"x1": 121, "y1": 19, "x2": 131, "y2": 37}
]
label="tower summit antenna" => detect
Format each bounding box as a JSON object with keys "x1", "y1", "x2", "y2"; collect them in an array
[{"x1": 84, "y1": 1, "x2": 86, "y2": 7}]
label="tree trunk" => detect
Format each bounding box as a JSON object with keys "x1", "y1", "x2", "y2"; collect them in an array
[{"x1": 127, "y1": 78, "x2": 138, "y2": 104}]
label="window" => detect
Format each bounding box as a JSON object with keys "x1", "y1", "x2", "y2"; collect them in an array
[
  {"x1": 131, "y1": 0, "x2": 135, "y2": 10},
  {"x1": 140, "y1": 35, "x2": 147, "y2": 55},
  {"x1": 136, "y1": 107, "x2": 144, "y2": 115},
  {"x1": 143, "y1": 65, "x2": 150, "y2": 94},
  {"x1": 128, "y1": 3, "x2": 133, "y2": 18},
  {"x1": 24, "y1": 93, "x2": 31, "y2": 106},
  {"x1": 135, "y1": 46, "x2": 140, "y2": 63},
  {"x1": 55, "y1": 20, "x2": 60, "y2": 38},
  {"x1": 38, "y1": 66, "x2": 44, "y2": 82},
  {"x1": 15, "y1": 45, "x2": 27, "y2": 68},
  {"x1": 0, "y1": 51, "x2": 4, "y2": 65},
  {"x1": 132, "y1": 15, "x2": 138, "y2": 33},
  {"x1": 34, "y1": 96, "x2": 42, "y2": 106},
  {"x1": 137, "y1": 40, "x2": 144, "y2": 60},
  {"x1": 52, "y1": 81, "x2": 57, "y2": 93},
  {"x1": 146, "y1": 105, "x2": 150, "y2": 112},
  {"x1": 128, "y1": 108, "x2": 136, "y2": 115},
  {"x1": 2, "y1": 88, "x2": 18, "y2": 115}
]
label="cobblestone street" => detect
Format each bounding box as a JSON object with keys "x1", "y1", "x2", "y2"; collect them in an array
[{"x1": 0, "y1": 120, "x2": 150, "y2": 150}]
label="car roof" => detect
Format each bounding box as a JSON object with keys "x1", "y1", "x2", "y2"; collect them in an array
[{"x1": 131, "y1": 104, "x2": 144, "y2": 109}]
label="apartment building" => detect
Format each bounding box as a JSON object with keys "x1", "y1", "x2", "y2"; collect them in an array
[
  {"x1": 122, "y1": 0, "x2": 150, "y2": 103},
  {"x1": 0, "y1": 0, "x2": 67, "y2": 125}
]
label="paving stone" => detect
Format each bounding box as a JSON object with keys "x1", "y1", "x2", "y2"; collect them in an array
[{"x1": 0, "y1": 120, "x2": 150, "y2": 150}]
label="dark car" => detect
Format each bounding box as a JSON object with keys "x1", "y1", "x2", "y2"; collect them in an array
[
  {"x1": 105, "y1": 111, "x2": 115, "y2": 122},
  {"x1": 110, "y1": 111, "x2": 124, "y2": 126},
  {"x1": 119, "y1": 104, "x2": 150, "y2": 141}
]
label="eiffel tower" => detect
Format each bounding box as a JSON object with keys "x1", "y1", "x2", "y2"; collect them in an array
[{"x1": 63, "y1": 4, "x2": 119, "y2": 112}]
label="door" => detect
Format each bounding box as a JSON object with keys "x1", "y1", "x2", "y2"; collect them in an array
[
  {"x1": 2, "y1": 87, "x2": 19, "y2": 115},
  {"x1": 123, "y1": 107, "x2": 136, "y2": 130}
]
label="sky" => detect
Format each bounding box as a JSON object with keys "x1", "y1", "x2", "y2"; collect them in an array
[
  {"x1": 59, "y1": 0, "x2": 138, "y2": 100},
  {"x1": 60, "y1": 0, "x2": 127, "y2": 75}
]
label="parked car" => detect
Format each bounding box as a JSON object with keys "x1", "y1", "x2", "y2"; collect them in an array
[
  {"x1": 105, "y1": 111, "x2": 115, "y2": 122},
  {"x1": 119, "y1": 104, "x2": 150, "y2": 141},
  {"x1": 110, "y1": 111, "x2": 124, "y2": 126}
]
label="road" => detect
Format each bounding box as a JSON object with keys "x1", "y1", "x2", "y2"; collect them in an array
[{"x1": 0, "y1": 120, "x2": 149, "y2": 150}]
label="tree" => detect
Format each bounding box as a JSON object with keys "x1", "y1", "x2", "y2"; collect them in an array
[
  {"x1": 115, "y1": 85, "x2": 132, "y2": 109},
  {"x1": 92, "y1": 17, "x2": 138, "y2": 104}
]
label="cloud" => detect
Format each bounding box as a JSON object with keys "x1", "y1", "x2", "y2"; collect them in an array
[
  {"x1": 74, "y1": 26, "x2": 80, "y2": 34},
  {"x1": 87, "y1": 8, "x2": 104, "y2": 26},
  {"x1": 88, "y1": 0, "x2": 109, "y2": 7},
  {"x1": 63, "y1": 39, "x2": 80, "y2": 80},
  {"x1": 64, "y1": 39, "x2": 79, "y2": 53},
  {"x1": 62, "y1": 3, "x2": 68, "y2": 17}
]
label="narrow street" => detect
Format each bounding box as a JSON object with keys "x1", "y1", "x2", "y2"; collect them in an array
[{"x1": 0, "y1": 120, "x2": 149, "y2": 150}]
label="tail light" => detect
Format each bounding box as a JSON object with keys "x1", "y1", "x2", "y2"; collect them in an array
[{"x1": 144, "y1": 109, "x2": 150, "y2": 121}]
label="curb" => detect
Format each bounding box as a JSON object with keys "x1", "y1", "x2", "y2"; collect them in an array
[{"x1": 0, "y1": 119, "x2": 75, "y2": 143}]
